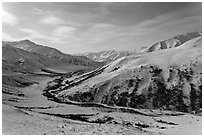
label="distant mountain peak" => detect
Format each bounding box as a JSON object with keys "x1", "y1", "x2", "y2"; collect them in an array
[
  {"x1": 19, "y1": 39, "x2": 41, "y2": 46},
  {"x1": 20, "y1": 39, "x2": 32, "y2": 42},
  {"x1": 144, "y1": 31, "x2": 201, "y2": 53},
  {"x1": 78, "y1": 50, "x2": 139, "y2": 62}
]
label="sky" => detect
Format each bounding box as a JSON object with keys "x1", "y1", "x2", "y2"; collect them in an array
[{"x1": 2, "y1": 2, "x2": 202, "y2": 54}]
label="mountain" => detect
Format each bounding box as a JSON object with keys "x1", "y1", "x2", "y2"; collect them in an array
[
  {"x1": 3, "y1": 40, "x2": 104, "y2": 66},
  {"x1": 2, "y1": 40, "x2": 40, "y2": 51},
  {"x1": 45, "y1": 34, "x2": 202, "y2": 113},
  {"x1": 78, "y1": 32, "x2": 201, "y2": 62},
  {"x1": 77, "y1": 50, "x2": 139, "y2": 62},
  {"x1": 2, "y1": 45, "x2": 66, "y2": 73},
  {"x1": 143, "y1": 31, "x2": 201, "y2": 52},
  {"x1": 2, "y1": 40, "x2": 105, "y2": 74}
]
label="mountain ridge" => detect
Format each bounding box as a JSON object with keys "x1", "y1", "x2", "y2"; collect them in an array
[
  {"x1": 143, "y1": 31, "x2": 201, "y2": 52},
  {"x1": 2, "y1": 40, "x2": 105, "y2": 74},
  {"x1": 46, "y1": 35, "x2": 202, "y2": 113},
  {"x1": 77, "y1": 50, "x2": 140, "y2": 62},
  {"x1": 77, "y1": 31, "x2": 201, "y2": 62}
]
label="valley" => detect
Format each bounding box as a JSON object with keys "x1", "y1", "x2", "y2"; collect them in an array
[
  {"x1": 2, "y1": 31, "x2": 202, "y2": 135},
  {"x1": 2, "y1": 72, "x2": 202, "y2": 135}
]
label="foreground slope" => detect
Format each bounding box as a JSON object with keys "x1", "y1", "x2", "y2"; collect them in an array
[
  {"x1": 48, "y1": 36, "x2": 202, "y2": 113},
  {"x1": 3, "y1": 69, "x2": 201, "y2": 135}
]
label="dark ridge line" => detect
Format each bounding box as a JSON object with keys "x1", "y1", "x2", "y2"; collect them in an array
[
  {"x1": 41, "y1": 68, "x2": 67, "y2": 75},
  {"x1": 32, "y1": 111, "x2": 111, "y2": 124},
  {"x1": 155, "y1": 119, "x2": 178, "y2": 125},
  {"x1": 12, "y1": 105, "x2": 104, "y2": 124},
  {"x1": 134, "y1": 123, "x2": 150, "y2": 128},
  {"x1": 14, "y1": 105, "x2": 59, "y2": 110},
  {"x1": 56, "y1": 65, "x2": 109, "y2": 91},
  {"x1": 33, "y1": 109, "x2": 171, "y2": 131},
  {"x1": 44, "y1": 95, "x2": 159, "y2": 117},
  {"x1": 62, "y1": 99, "x2": 185, "y2": 117},
  {"x1": 36, "y1": 111, "x2": 97, "y2": 117},
  {"x1": 75, "y1": 65, "x2": 109, "y2": 78},
  {"x1": 32, "y1": 110, "x2": 156, "y2": 128},
  {"x1": 2, "y1": 90, "x2": 25, "y2": 97}
]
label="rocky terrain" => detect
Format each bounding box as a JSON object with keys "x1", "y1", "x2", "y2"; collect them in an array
[
  {"x1": 77, "y1": 50, "x2": 139, "y2": 62},
  {"x1": 76, "y1": 32, "x2": 201, "y2": 62},
  {"x1": 44, "y1": 34, "x2": 202, "y2": 114},
  {"x1": 2, "y1": 32, "x2": 202, "y2": 135},
  {"x1": 2, "y1": 74, "x2": 202, "y2": 135},
  {"x1": 143, "y1": 31, "x2": 201, "y2": 52},
  {"x1": 2, "y1": 40, "x2": 105, "y2": 74}
]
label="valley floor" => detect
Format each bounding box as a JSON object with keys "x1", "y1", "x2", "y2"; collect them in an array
[{"x1": 2, "y1": 75, "x2": 202, "y2": 135}]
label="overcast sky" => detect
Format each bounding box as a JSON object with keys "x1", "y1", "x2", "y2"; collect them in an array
[{"x1": 2, "y1": 2, "x2": 202, "y2": 54}]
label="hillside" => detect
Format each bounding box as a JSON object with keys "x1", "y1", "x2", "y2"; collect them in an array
[
  {"x1": 77, "y1": 50, "x2": 140, "y2": 62},
  {"x1": 2, "y1": 33, "x2": 202, "y2": 135},
  {"x1": 2, "y1": 45, "x2": 50, "y2": 73},
  {"x1": 77, "y1": 32, "x2": 201, "y2": 62},
  {"x1": 3, "y1": 40, "x2": 105, "y2": 69},
  {"x1": 2, "y1": 40, "x2": 105, "y2": 74},
  {"x1": 144, "y1": 31, "x2": 201, "y2": 52},
  {"x1": 44, "y1": 36, "x2": 202, "y2": 113}
]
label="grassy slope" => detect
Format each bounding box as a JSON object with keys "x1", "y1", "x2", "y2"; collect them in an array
[{"x1": 53, "y1": 37, "x2": 202, "y2": 113}]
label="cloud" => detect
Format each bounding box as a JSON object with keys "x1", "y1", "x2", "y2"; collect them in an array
[
  {"x1": 2, "y1": 9, "x2": 18, "y2": 26},
  {"x1": 14, "y1": 3, "x2": 201, "y2": 52},
  {"x1": 77, "y1": 23, "x2": 117, "y2": 44},
  {"x1": 49, "y1": 26, "x2": 77, "y2": 43},
  {"x1": 32, "y1": 7, "x2": 47, "y2": 15},
  {"x1": 43, "y1": 23, "x2": 119, "y2": 46},
  {"x1": 53, "y1": 26, "x2": 76, "y2": 37},
  {"x1": 20, "y1": 28, "x2": 50, "y2": 40},
  {"x1": 19, "y1": 26, "x2": 77, "y2": 44},
  {"x1": 2, "y1": 32, "x2": 16, "y2": 41},
  {"x1": 40, "y1": 16, "x2": 66, "y2": 25},
  {"x1": 122, "y1": 3, "x2": 202, "y2": 37}
]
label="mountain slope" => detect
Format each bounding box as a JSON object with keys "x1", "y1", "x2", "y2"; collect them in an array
[
  {"x1": 2, "y1": 45, "x2": 63, "y2": 73},
  {"x1": 2, "y1": 40, "x2": 105, "y2": 75},
  {"x1": 78, "y1": 50, "x2": 139, "y2": 62},
  {"x1": 45, "y1": 36, "x2": 202, "y2": 113},
  {"x1": 3, "y1": 40, "x2": 105, "y2": 68},
  {"x1": 77, "y1": 31, "x2": 201, "y2": 62},
  {"x1": 144, "y1": 31, "x2": 201, "y2": 52}
]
